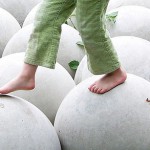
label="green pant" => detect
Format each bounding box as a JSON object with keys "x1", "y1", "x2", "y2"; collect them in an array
[{"x1": 24, "y1": 0, "x2": 121, "y2": 75}]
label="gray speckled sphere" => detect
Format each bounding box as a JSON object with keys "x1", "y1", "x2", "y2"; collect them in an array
[
  {"x1": 66, "y1": 9, "x2": 78, "y2": 30},
  {"x1": 0, "y1": 8, "x2": 21, "y2": 57},
  {"x1": 74, "y1": 36, "x2": 150, "y2": 84},
  {"x1": 107, "y1": 0, "x2": 150, "y2": 11},
  {"x1": 0, "y1": 0, "x2": 41, "y2": 25},
  {"x1": 0, "y1": 53, "x2": 75, "y2": 124},
  {"x1": 107, "y1": 6, "x2": 150, "y2": 42},
  {"x1": 55, "y1": 74, "x2": 150, "y2": 150},
  {"x1": 0, "y1": 95, "x2": 61, "y2": 150},
  {"x1": 23, "y1": 3, "x2": 41, "y2": 27},
  {"x1": 74, "y1": 55, "x2": 94, "y2": 84},
  {"x1": 2, "y1": 24, "x2": 33, "y2": 57},
  {"x1": 2, "y1": 24, "x2": 85, "y2": 78}
]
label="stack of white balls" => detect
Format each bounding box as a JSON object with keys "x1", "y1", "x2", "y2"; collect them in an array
[
  {"x1": 0, "y1": 0, "x2": 82, "y2": 149},
  {"x1": 0, "y1": 0, "x2": 150, "y2": 150}
]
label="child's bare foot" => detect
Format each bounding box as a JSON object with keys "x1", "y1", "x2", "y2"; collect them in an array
[
  {"x1": 88, "y1": 67, "x2": 127, "y2": 94},
  {"x1": 0, "y1": 75, "x2": 35, "y2": 94},
  {"x1": 0, "y1": 63, "x2": 37, "y2": 94}
]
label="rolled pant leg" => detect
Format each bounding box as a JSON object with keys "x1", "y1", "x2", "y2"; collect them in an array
[
  {"x1": 76, "y1": 0, "x2": 121, "y2": 75},
  {"x1": 24, "y1": 0, "x2": 76, "y2": 68}
]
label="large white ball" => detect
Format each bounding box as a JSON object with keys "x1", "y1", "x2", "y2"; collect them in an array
[
  {"x1": 107, "y1": 6, "x2": 150, "y2": 41},
  {"x1": 2, "y1": 25, "x2": 33, "y2": 57},
  {"x1": 23, "y1": 3, "x2": 41, "y2": 27},
  {"x1": 0, "y1": 95, "x2": 61, "y2": 150},
  {"x1": 74, "y1": 36, "x2": 150, "y2": 84},
  {"x1": 3, "y1": 24, "x2": 85, "y2": 78},
  {"x1": 0, "y1": 53, "x2": 75, "y2": 124},
  {"x1": 66, "y1": 9, "x2": 78, "y2": 30},
  {"x1": 0, "y1": 8, "x2": 21, "y2": 57},
  {"x1": 107, "y1": 0, "x2": 150, "y2": 11},
  {"x1": 54, "y1": 74, "x2": 150, "y2": 150},
  {"x1": 74, "y1": 55, "x2": 94, "y2": 84},
  {"x1": 0, "y1": 0, "x2": 41, "y2": 25},
  {"x1": 57, "y1": 24, "x2": 84, "y2": 77}
]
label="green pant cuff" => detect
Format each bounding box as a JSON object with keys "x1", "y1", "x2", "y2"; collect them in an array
[
  {"x1": 24, "y1": 57, "x2": 55, "y2": 69},
  {"x1": 88, "y1": 62, "x2": 121, "y2": 75}
]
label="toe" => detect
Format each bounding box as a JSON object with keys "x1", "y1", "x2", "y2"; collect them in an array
[
  {"x1": 99, "y1": 89, "x2": 107, "y2": 94},
  {"x1": 0, "y1": 90, "x2": 8, "y2": 94},
  {"x1": 88, "y1": 84, "x2": 95, "y2": 91},
  {"x1": 96, "y1": 88, "x2": 102, "y2": 94},
  {"x1": 93, "y1": 87, "x2": 99, "y2": 93},
  {"x1": 88, "y1": 82, "x2": 96, "y2": 90},
  {"x1": 90, "y1": 86, "x2": 96, "y2": 93},
  {"x1": 0, "y1": 89, "x2": 4, "y2": 93}
]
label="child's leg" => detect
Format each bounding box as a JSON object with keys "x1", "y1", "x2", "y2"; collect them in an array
[
  {"x1": 76, "y1": 0, "x2": 127, "y2": 94},
  {"x1": 24, "y1": 0, "x2": 76, "y2": 68},
  {"x1": 0, "y1": 0, "x2": 76, "y2": 94}
]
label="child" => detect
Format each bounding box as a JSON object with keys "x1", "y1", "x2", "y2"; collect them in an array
[{"x1": 0, "y1": 0, "x2": 127, "y2": 94}]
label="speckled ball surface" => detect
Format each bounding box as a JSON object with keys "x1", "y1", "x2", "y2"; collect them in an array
[
  {"x1": 55, "y1": 74, "x2": 150, "y2": 150},
  {"x1": 0, "y1": 95, "x2": 61, "y2": 150}
]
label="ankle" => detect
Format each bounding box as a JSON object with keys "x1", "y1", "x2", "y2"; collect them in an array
[
  {"x1": 19, "y1": 74, "x2": 35, "y2": 89},
  {"x1": 111, "y1": 67, "x2": 126, "y2": 75},
  {"x1": 19, "y1": 63, "x2": 37, "y2": 79},
  {"x1": 107, "y1": 67, "x2": 127, "y2": 81},
  {"x1": 18, "y1": 73, "x2": 35, "y2": 81}
]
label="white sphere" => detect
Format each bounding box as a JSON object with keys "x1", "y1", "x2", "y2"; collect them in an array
[
  {"x1": 2, "y1": 25, "x2": 33, "y2": 57},
  {"x1": 66, "y1": 9, "x2": 78, "y2": 30},
  {"x1": 0, "y1": 53, "x2": 75, "y2": 124},
  {"x1": 57, "y1": 24, "x2": 84, "y2": 77},
  {"x1": 23, "y1": 3, "x2": 41, "y2": 27},
  {"x1": 0, "y1": 8, "x2": 21, "y2": 57},
  {"x1": 107, "y1": 0, "x2": 150, "y2": 11},
  {"x1": 0, "y1": 0, "x2": 41, "y2": 25},
  {"x1": 54, "y1": 74, "x2": 150, "y2": 150},
  {"x1": 3, "y1": 24, "x2": 85, "y2": 78},
  {"x1": 107, "y1": 6, "x2": 150, "y2": 41},
  {"x1": 74, "y1": 55, "x2": 94, "y2": 84},
  {"x1": 74, "y1": 36, "x2": 150, "y2": 84},
  {"x1": 0, "y1": 95, "x2": 61, "y2": 150}
]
